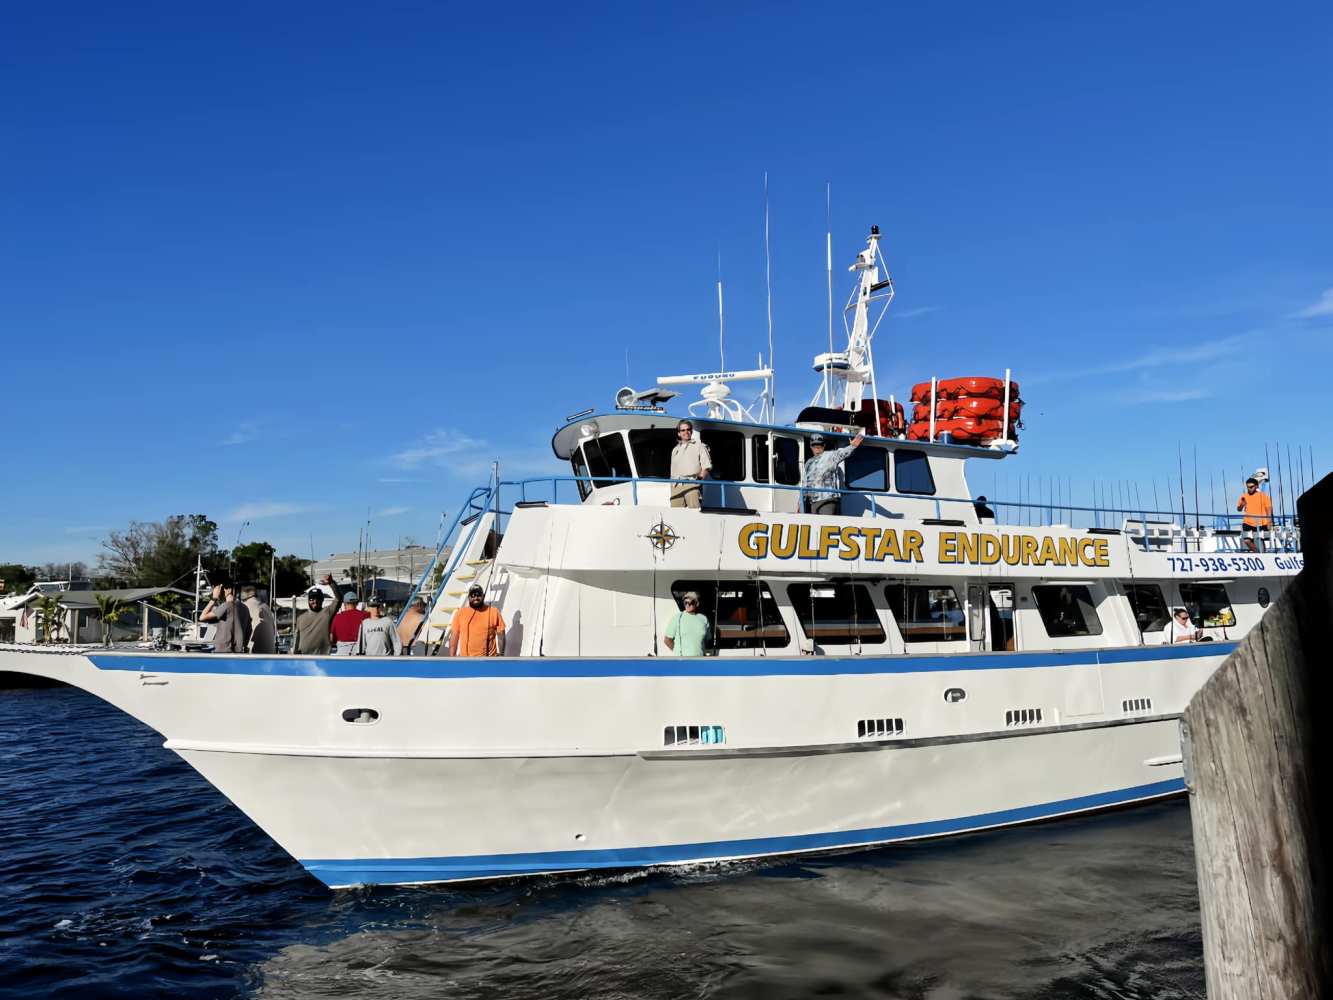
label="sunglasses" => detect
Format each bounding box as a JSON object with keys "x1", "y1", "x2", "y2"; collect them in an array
[{"x1": 684, "y1": 599, "x2": 698, "y2": 606}]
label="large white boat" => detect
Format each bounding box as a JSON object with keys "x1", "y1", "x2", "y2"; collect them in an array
[{"x1": 0, "y1": 227, "x2": 1305, "y2": 888}]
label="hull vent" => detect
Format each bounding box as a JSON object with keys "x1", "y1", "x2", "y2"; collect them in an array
[
  {"x1": 857, "y1": 718, "x2": 905, "y2": 739},
  {"x1": 1005, "y1": 707, "x2": 1044, "y2": 727},
  {"x1": 664, "y1": 724, "x2": 726, "y2": 747},
  {"x1": 1122, "y1": 697, "x2": 1153, "y2": 714}
]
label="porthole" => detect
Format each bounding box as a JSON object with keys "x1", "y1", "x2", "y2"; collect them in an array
[
  {"x1": 342, "y1": 708, "x2": 380, "y2": 724},
  {"x1": 1257, "y1": 587, "x2": 1270, "y2": 609},
  {"x1": 943, "y1": 687, "x2": 967, "y2": 704}
]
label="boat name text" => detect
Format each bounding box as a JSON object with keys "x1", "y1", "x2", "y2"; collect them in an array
[{"x1": 736, "y1": 523, "x2": 1111, "y2": 567}]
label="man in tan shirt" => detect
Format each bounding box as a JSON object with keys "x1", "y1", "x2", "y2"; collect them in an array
[{"x1": 669, "y1": 420, "x2": 712, "y2": 508}]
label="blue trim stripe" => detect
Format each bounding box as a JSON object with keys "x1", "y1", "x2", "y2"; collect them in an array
[
  {"x1": 300, "y1": 777, "x2": 1187, "y2": 886},
  {"x1": 87, "y1": 642, "x2": 1234, "y2": 679}
]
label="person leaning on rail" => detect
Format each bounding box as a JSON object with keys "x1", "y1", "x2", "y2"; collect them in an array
[
  {"x1": 801, "y1": 430, "x2": 865, "y2": 515},
  {"x1": 669, "y1": 419, "x2": 712, "y2": 508}
]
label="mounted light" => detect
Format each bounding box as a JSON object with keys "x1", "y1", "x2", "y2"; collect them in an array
[{"x1": 579, "y1": 421, "x2": 600, "y2": 439}]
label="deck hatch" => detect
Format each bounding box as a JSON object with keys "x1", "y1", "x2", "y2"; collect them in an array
[{"x1": 857, "y1": 718, "x2": 904, "y2": 739}]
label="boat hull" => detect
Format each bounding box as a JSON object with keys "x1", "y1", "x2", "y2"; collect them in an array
[{"x1": 0, "y1": 644, "x2": 1219, "y2": 888}]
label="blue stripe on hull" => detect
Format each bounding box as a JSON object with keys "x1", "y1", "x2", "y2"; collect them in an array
[
  {"x1": 88, "y1": 642, "x2": 1234, "y2": 679},
  {"x1": 300, "y1": 778, "x2": 1187, "y2": 887}
]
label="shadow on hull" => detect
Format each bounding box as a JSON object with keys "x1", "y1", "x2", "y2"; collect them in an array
[{"x1": 0, "y1": 671, "x2": 71, "y2": 690}]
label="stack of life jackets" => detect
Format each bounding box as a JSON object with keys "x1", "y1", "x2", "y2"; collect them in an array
[{"x1": 906, "y1": 377, "x2": 1023, "y2": 443}]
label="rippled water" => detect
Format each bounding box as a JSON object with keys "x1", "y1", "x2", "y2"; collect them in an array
[{"x1": 0, "y1": 683, "x2": 1205, "y2": 999}]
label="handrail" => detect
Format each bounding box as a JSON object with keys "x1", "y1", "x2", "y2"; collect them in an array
[{"x1": 396, "y1": 485, "x2": 493, "y2": 625}]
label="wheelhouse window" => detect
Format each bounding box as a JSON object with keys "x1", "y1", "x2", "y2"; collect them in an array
[
  {"x1": 788, "y1": 583, "x2": 885, "y2": 645},
  {"x1": 1032, "y1": 584, "x2": 1104, "y2": 638},
  {"x1": 583, "y1": 433, "x2": 632, "y2": 489},
  {"x1": 699, "y1": 429, "x2": 745, "y2": 482},
  {"x1": 670, "y1": 581, "x2": 789, "y2": 649},
  {"x1": 845, "y1": 446, "x2": 887, "y2": 491},
  {"x1": 628, "y1": 428, "x2": 675, "y2": 480},
  {"x1": 884, "y1": 584, "x2": 966, "y2": 642},
  {"x1": 893, "y1": 450, "x2": 935, "y2": 495},
  {"x1": 1123, "y1": 583, "x2": 1169, "y2": 633},
  {"x1": 571, "y1": 448, "x2": 591, "y2": 501},
  {"x1": 1179, "y1": 583, "x2": 1236, "y2": 628},
  {"x1": 752, "y1": 435, "x2": 801, "y2": 486}
]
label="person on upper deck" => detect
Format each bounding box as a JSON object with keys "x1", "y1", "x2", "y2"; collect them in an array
[
  {"x1": 1164, "y1": 606, "x2": 1205, "y2": 644},
  {"x1": 1236, "y1": 477, "x2": 1273, "y2": 552},
  {"x1": 669, "y1": 420, "x2": 712, "y2": 508},
  {"x1": 973, "y1": 495, "x2": 996, "y2": 522},
  {"x1": 802, "y1": 430, "x2": 865, "y2": 515}
]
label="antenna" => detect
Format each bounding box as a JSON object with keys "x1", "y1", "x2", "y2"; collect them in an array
[
  {"x1": 825, "y1": 183, "x2": 834, "y2": 405},
  {"x1": 716, "y1": 248, "x2": 725, "y2": 371},
  {"x1": 763, "y1": 172, "x2": 775, "y2": 419}
]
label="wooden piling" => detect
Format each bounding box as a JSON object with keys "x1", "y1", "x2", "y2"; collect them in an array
[{"x1": 1182, "y1": 472, "x2": 1332, "y2": 998}]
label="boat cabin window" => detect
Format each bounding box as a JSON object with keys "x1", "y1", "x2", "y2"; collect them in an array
[
  {"x1": 699, "y1": 429, "x2": 745, "y2": 482},
  {"x1": 893, "y1": 450, "x2": 935, "y2": 495},
  {"x1": 1123, "y1": 583, "x2": 1169, "y2": 633},
  {"x1": 884, "y1": 584, "x2": 966, "y2": 642},
  {"x1": 752, "y1": 435, "x2": 802, "y2": 485},
  {"x1": 670, "y1": 580, "x2": 789, "y2": 649},
  {"x1": 571, "y1": 447, "x2": 591, "y2": 500},
  {"x1": 845, "y1": 446, "x2": 888, "y2": 491},
  {"x1": 1031, "y1": 584, "x2": 1104, "y2": 638},
  {"x1": 583, "y1": 432, "x2": 632, "y2": 489},
  {"x1": 1179, "y1": 583, "x2": 1236, "y2": 628},
  {"x1": 628, "y1": 428, "x2": 675, "y2": 479},
  {"x1": 787, "y1": 583, "x2": 885, "y2": 645}
]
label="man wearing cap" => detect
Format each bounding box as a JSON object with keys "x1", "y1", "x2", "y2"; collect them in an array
[
  {"x1": 291, "y1": 574, "x2": 340, "y2": 655},
  {"x1": 669, "y1": 419, "x2": 712, "y2": 508},
  {"x1": 451, "y1": 584, "x2": 506, "y2": 656},
  {"x1": 663, "y1": 590, "x2": 710, "y2": 656},
  {"x1": 331, "y1": 592, "x2": 369, "y2": 655},
  {"x1": 801, "y1": 430, "x2": 865, "y2": 515},
  {"x1": 354, "y1": 596, "x2": 402, "y2": 656},
  {"x1": 1236, "y1": 477, "x2": 1273, "y2": 552}
]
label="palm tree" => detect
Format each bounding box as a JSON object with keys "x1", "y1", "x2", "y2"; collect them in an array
[
  {"x1": 93, "y1": 594, "x2": 129, "y2": 646},
  {"x1": 35, "y1": 595, "x2": 67, "y2": 644}
]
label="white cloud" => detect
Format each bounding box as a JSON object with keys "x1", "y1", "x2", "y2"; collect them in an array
[
  {"x1": 375, "y1": 506, "x2": 410, "y2": 517},
  {"x1": 1026, "y1": 334, "x2": 1249, "y2": 385},
  {"x1": 223, "y1": 501, "x2": 317, "y2": 522},
  {"x1": 1296, "y1": 288, "x2": 1333, "y2": 319},
  {"x1": 1120, "y1": 386, "x2": 1211, "y2": 404},
  {"x1": 893, "y1": 305, "x2": 938, "y2": 319},
  {"x1": 221, "y1": 420, "x2": 262, "y2": 446},
  {"x1": 63, "y1": 525, "x2": 108, "y2": 535},
  {"x1": 389, "y1": 429, "x2": 485, "y2": 469}
]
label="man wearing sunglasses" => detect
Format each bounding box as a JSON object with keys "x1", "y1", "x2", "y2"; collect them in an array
[
  {"x1": 669, "y1": 420, "x2": 712, "y2": 508},
  {"x1": 1164, "y1": 606, "x2": 1204, "y2": 644},
  {"x1": 663, "y1": 590, "x2": 710, "y2": 656},
  {"x1": 802, "y1": 430, "x2": 865, "y2": 515}
]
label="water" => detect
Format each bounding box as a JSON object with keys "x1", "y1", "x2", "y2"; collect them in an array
[{"x1": 0, "y1": 685, "x2": 1205, "y2": 999}]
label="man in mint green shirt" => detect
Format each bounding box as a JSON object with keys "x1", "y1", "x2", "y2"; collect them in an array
[{"x1": 664, "y1": 591, "x2": 711, "y2": 656}]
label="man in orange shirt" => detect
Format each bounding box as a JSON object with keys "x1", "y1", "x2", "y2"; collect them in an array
[
  {"x1": 1236, "y1": 477, "x2": 1273, "y2": 552},
  {"x1": 450, "y1": 584, "x2": 506, "y2": 656}
]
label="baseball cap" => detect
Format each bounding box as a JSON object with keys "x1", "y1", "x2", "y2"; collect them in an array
[
  {"x1": 809, "y1": 433, "x2": 825, "y2": 445},
  {"x1": 306, "y1": 587, "x2": 323, "y2": 598},
  {"x1": 468, "y1": 584, "x2": 484, "y2": 596},
  {"x1": 343, "y1": 592, "x2": 357, "y2": 603},
  {"x1": 367, "y1": 595, "x2": 383, "y2": 607}
]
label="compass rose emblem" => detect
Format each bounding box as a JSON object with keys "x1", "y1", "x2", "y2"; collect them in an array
[{"x1": 645, "y1": 518, "x2": 681, "y2": 553}]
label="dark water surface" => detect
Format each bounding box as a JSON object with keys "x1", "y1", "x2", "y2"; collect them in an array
[{"x1": 0, "y1": 685, "x2": 1205, "y2": 999}]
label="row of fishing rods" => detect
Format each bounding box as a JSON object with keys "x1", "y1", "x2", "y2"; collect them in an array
[{"x1": 989, "y1": 442, "x2": 1319, "y2": 531}]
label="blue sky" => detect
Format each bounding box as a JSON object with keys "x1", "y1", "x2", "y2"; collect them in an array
[{"x1": 2, "y1": 2, "x2": 1329, "y2": 565}]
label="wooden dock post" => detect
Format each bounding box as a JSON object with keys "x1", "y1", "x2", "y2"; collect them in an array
[{"x1": 1181, "y1": 473, "x2": 1332, "y2": 998}]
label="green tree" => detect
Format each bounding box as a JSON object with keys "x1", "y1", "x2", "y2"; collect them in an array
[
  {"x1": 34, "y1": 595, "x2": 67, "y2": 644},
  {"x1": 230, "y1": 541, "x2": 276, "y2": 587},
  {"x1": 93, "y1": 594, "x2": 129, "y2": 646},
  {"x1": 272, "y1": 554, "x2": 313, "y2": 599},
  {"x1": 98, "y1": 514, "x2": 221, "y2": 587},
  {"x1": 0, "y1": 563, "x2": 36, "y2": 597},
  {"x1": 152, "y1": 590, "x2": 188, "y2": 620}
]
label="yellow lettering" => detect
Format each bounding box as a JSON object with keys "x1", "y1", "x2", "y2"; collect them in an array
[
  {"x1": 1020, "y1": 535, "x2": 1039, "y2": 565},
  {"x1": 771, "y1": 524, "x2": 798, "y2": 558},
  {"x1": 903, "y1": 530, "x2": 925, "y2": 563},
  {"x1": 797, "y1": 524, "x2": 820, "y2": 559},
  {"x1": 838, "y1": 526, "x2": 862, "y2": 561},
  {"x1": 738, "y1": 522, "x2": 768, "y2": 558},
  {"x1": 1037, "y1": 536, "x2": 1058, "y2": 565},
  {"x1": 818, "y1": 524, "x2": 842, "y2": 559},
  {"x1": 1093, "y1": 538, "x2": 1110, "y2": 566},
  {"x1": 1077, "y1": 538, "x2": 1096, "y2": 566},
  {"x1": 979, "y1": 533, "x2": 1001, "y2": 564},
  {"x1": 1057, "y1": 537, "x2": 1079, "y2": 566},
  {"x1": 875, "y1": 529, "x2": 902, "y2": 562},
  {"x1": 861, "y1": 526, "x2": 883, "y2": 560},
  {"x1": 1001, "y1": 534, "x2": 1022, "y2": 565},
  {"x1": 938, "y1": 532, "x2": 958, "y2": 563},
  {"x1": 957, "y1": 532, "x2": 978, "y2": 564}
]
